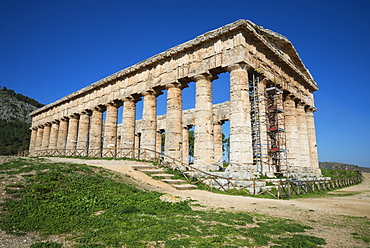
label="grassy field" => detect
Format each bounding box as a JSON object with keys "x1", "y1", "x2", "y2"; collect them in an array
[
  {"x1": 321, "y1": 168, "x2": 359, "y2": 179},
  {"x1": 0, "y1": 158, "x2": 328, "y2": 247}
]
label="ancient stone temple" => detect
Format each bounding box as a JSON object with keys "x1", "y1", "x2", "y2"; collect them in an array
[{"x1": 29, "y1": 20, "x2": 321, "y2": 178}]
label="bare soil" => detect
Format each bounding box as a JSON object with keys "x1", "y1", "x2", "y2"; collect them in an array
[{"x1": 1, "y1": 157, "x2": 369, "y2": 247}]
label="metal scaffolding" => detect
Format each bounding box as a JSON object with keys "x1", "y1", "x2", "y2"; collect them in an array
[
  {"x1": 249, "y1": 71, "x2": 263, "y2": 172},
  {"x1": 265, "y1": 79, "x2": 287, "y2": 176}
]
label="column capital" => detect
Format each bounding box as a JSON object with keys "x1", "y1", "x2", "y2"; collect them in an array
[
  {"x1": 214, "y1": 120, "x2": 225, "y2": 125},
  {"x1": 193, "y1": 72, "x2": 218, "y2": 82},
  {"x1": 165, "y1": 81, "x2": 189, "y2": 90},
  {"x1": 69, "y1": 113, "x2": 80, "y2": 119},
  {"x1": 81, "y1": 109, "x2": 92, "y2": 116},
  {"x1": 93, "y1": 105, "x2": 107, "y2": 112},
  {"x1": 60, "y1": 116, "x2": 69, "y2": 122},
  {"x1": 44, "y1": 122, "x2": 52, "y2": 127},
  {"x1": 106, "y1": 99, "x2": 123, "y2": 108},
  {"x1": 259, "y1": 78, "x2": 268, "y2": 86},
  {"x1": 285, "y1": 94, "x2": 297, "y2": 102},
  {"x1": 124, "y1": 94, "x2": 141, "y2": 103},
  {"x1": 52, "y1": 119, "x2": 60, "y2": 124},
  {"x1": 296, "y1": 101, "x2": 308, "y2": 111},
  {"x1": 226, "y1": 62, "x2": 250, "y2": 72},
  {"x1": 306, "y1": 106, "x2": 317, "y2": 113},
  {"x1": 37, "y1": 124, "x2": 45, "y2": 129},
  {"x1": 183, "y1": 125, "x2": 192, "y2": 130},
  {"x1": 142, "y1": 88, "x2": 162, "y2": 97}
]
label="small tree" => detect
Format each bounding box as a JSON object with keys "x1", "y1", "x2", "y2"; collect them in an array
[
  {"x1": 222, "y1": 133, "x2": 230, "y2": 164},
  {"x1": 188, "y1": 130, "x2": 194, "y2": 161},
  {"x1": 161, "y1": 133, "x2": 165, "y2": 153}
]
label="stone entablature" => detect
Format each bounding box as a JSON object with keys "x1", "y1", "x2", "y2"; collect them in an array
[{"x1": 29, "y1": 20, "x2": 321, "y2": 177}]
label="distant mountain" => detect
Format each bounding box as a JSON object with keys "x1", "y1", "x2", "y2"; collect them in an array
[
  {"x1": 319, "y1": 161, "x2": 370, "y2": 173},
  {"x1": 0, "y1": 86, "x2": 44, "y2": 155}
]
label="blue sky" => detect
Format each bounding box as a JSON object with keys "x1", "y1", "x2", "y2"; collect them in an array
[{"x1": 1, "y1": 0, "x2": 369, "y2": 167}]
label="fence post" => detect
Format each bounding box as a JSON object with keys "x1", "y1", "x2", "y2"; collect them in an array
[{"x1": 253, "y1": 181, "x2": 256, "y2": 195}]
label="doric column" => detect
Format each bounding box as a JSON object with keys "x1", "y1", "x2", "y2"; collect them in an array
[
  {"x1": 41, "y1": 122, "x2": 51, "y2": 151},
  {"x1": 182, "y1": 126, "x2": 190, "y2": 165},
  {"x1": 283, "y1": 95, "x2": 300, "y2": 170},
  {"x1": 296, "y1": 102, "x2": 311, "y2": 169},
  {"x1": 156, "y1": 130, "x2": 164, "y2": 157},
  {"x1": 306, "y1": 107, "x2": 321, "y2": 176},
  {"x1": 35, "y1": 125, "x2": 44, "y2": 153},
  {"x1": 227, "y1": 63, "x2": 253, "y2": 166},
  {"x1": 76, "y1": 110, "x2": 91, "y2": 154},
  {"x1": 121, "y1": 96, "x2": 141, "y2": 156},
  {"x1": 66, "y1": 114, "x2": 80, "y2": 152},
  {"x1": 89, "y1": 105, "x2": 106, "y2": 157},
  {"x1": 141, "y1": 90, "x2": 160, "y2": 158},
  {"x1": 103, "y1": 101, "x2": 122, "y2": 157},
  {"x1": 117, "y1": 136, "x2": 121, "y2": 151},
  {"x1": 213, "y1": 121, "x2": 224, "y2": 165},
  {"x1": 134, "y1": 133, "x2": 141, "y2": 157},
  {"x1": 29, "y1": 127, "x2": 37, "y2": 155},
  {"x1": 165, "y1": 83, "x2": 186, "y2": 163},
  {"x1": 57, "y1": 117, "x2": 69, "y2": 153},
  {"x1": 194, "y1": 73, "x2": 216, "y2": 170},
  {"x1": 259, "y1": 79, "x2": 269, "y2": 173},
  {"x1": 49, "y1": 120, "x2": 59, "y2": 151}
]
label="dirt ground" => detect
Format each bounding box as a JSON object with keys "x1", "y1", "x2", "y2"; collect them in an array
[{"x1": 1, "y1": 157, "x2": 370, "y2": 247}]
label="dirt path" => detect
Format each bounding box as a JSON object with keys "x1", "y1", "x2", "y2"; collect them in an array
[{"x1": 44, "y1": 157, "x2": 370, "y2": 247}]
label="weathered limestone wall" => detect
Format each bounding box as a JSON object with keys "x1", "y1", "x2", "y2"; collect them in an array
[{"x1": 29, "y1": 19, "x2": 321, "y2": 177}]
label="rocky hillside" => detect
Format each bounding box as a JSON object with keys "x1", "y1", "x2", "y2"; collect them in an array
[
  {"x1": 319, "y1": 161, "x2": 370, "y2": 173},
  {"x1": 0, "y1": 87, "x2": 43, "y2": 124},
  {"x1": 0, "y1": 86, "x2": 44, "y2": 155}
]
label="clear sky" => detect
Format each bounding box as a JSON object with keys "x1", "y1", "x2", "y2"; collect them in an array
[{"x1": 1, "y1": 0, "x2": 369, "y2": 167}]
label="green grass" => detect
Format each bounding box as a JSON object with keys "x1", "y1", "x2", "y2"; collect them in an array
[
  {"x1": 321, "y1": 169, "x2": 359, "y2": 179},
  {"x1": 0, "y1": 158, "x2": 327, "y2": 247},
  {"x1": 341, "y1": 216, "x2": 370, "y2": 244},
  {"x1": 30, "y1": 242, "x2": 63, "y2": 248}
]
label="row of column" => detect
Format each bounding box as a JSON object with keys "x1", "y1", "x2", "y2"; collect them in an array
[
  {"x1": 30, "y1": 64, "x2": 253, "y2": 169},
  {"x1": 284, "y1": 94, "x2": 319, "y2": 172},
  {"x1": 29, "y1": 63, "x2": 319, "y2": 173}
]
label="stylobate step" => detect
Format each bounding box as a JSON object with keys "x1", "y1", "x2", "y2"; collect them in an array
[
  {"x1": 172, "y1": 184, "x2": 198, "y2": 190},
  {"x1": 132, "y1": 165, "x2": 157, "y2": 170},
  {"x1": 154, "y1": 173, "x2": 174, "y2": 179},
  {"x1": 162, "y1": 179, "x2": 187, "y2": 184},
  {"x1": 140, "y1": 169, "x2": 166, "y2": 174}
]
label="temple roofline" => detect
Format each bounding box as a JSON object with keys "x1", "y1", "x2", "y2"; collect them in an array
[{"x1": 30, "y1": 19, "x2": 317, "y2": 116}]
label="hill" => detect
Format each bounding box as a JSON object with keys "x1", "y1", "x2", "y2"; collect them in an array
[
  {"x1": 0, "y1": 86, "x2": 44, "y2": 155},
  {"x1": 319, "y1": 161, "x2": 370, "y2": 173}
]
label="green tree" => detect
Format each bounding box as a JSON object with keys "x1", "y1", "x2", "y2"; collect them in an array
[
  {"x1": 222, "y1": 133, "x2": 230, "y2": 163},
  {"x1": 161, "y1": 133, "x2": 165, "y2": 153},
  {"x1": 0, "y1": 119, "x2": 30, "y2": 155},
  {"x1": 188, "y1": 130, "x2": 194, "y2": 160}
]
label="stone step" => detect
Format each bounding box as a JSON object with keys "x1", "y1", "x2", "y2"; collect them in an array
[
  {"x1": 140, "y1": 169, "x2": 166, "y2": 174},
  {"x1": 132, "y1": 165, "x2": 157, "y2": 170},
  {"x1": 162, "y1": 179, "x2": 188, "y2": 184},
  {"x1": 172, "y1": 184, "x2": 198, "y2": 190},
  {"x1": 154, "y1": 173, "x2": 174, "y2": 179}
]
